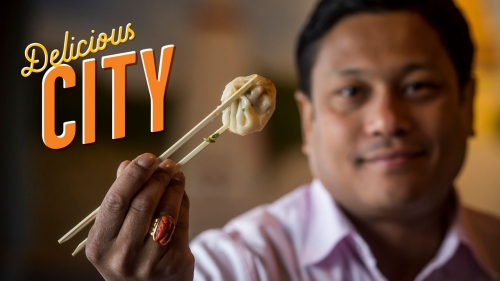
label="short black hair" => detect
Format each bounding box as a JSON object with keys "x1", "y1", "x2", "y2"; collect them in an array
[{"x1": 296, "y1": 0, "x2": 474, "y2": 97}]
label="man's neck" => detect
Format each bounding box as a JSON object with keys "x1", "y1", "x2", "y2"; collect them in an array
[{"x1": 342, "y1": 192, "x2": 456, "y2": 281}]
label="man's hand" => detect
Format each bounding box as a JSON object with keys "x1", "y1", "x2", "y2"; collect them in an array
[{"x1": 85, "y1": 153, "x2": 194, "y2": 280}]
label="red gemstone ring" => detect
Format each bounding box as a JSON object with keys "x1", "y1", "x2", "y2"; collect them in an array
[{"x1": 149, "y1": 215, "x2": 176, "y2": 245}]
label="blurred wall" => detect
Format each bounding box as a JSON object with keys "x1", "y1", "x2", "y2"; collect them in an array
[
  {"x1": 454, "y1": 0, "x2": 500, "y2": 218},
  {"x1": 1, "y1": 0, "x2": 499, "y2": 280}
]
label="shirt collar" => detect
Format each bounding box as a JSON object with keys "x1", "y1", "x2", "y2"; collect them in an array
[{"x1": 301, "y1": 179, "x2": 354, "y2": 265}]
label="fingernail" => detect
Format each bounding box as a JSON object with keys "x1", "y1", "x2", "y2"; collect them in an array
[
  {"x1": 117, "y1": 161, "x2": 130, "y2": 178},
  {"x1": 172, "y1": 171, "x2": 184, "y2": 181},
  {"x1": 137, "y1": 153, "x2": 156, "y2": 168},
  {"x1": 161, "y1": 159, "x2": 175, "y2": 170}
]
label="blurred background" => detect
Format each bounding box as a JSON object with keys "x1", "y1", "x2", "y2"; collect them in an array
[{"x1": 1, "y1": 0, "x2": 499, "y2": 280}]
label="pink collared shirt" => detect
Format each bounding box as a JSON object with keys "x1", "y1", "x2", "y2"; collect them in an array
[{"x1": 190, "y1": 180, "x2": 500, "y2": 280}]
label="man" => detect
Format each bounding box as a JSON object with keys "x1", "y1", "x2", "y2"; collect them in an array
[{"x1": 85, "y1": 0, "x2": 500, "y2": 280}]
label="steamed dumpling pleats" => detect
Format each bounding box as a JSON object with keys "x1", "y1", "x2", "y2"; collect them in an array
[{"x1": 221, "y1": 74, "x2": 277, "y2": 136}]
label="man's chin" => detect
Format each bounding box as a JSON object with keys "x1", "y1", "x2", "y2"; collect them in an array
[{"x1": 356, "y1": 183, "x2": 434, "y2": 216}]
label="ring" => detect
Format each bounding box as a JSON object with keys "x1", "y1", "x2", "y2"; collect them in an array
[{"x1": 149, "y1": 215, "x2": 176, "y2": 245}]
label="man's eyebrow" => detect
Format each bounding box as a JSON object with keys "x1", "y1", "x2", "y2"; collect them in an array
[
  {"x1": 331, "y1": 63, "x2": 437, "y2": 77},
  {"x1": 332, "y1": 68, "x2": 368, "y2": 76},
  {"x1": 400, "y1": 63, "x2": 436, "y2": 75}
]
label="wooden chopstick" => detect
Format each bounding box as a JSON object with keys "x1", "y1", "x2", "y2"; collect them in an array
[
  {"x1": 177, "y1": 125, "x2": 228, "y2": 168},
  {"x1": 58, "y1": 207, "x2": 99, "y2": 244},
  {"x1": 59, "y1": 75, "x2": 258, "y2": 251},
  {"x1": 72, "y1": 238, "x2": 87, "y2": 256}
]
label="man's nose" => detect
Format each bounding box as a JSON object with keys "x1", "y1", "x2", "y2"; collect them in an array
[{"x1": 363, "y1": 91, "x2": 411, "y2": 138}]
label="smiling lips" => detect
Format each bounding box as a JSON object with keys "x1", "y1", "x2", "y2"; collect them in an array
[{"x1": 362, "y1": 149, "x2": 427, "y2": 168}]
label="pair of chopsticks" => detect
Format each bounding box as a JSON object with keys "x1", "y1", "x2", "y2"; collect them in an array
[{"x1": 59, "y1": 74, "x2": 259, "y2": 256}]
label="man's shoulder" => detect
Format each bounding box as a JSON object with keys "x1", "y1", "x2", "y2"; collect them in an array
[
  {"x1": 190, "y1": 184, "x2": 313, "y2": 280},
  {"x1": 462, "y1": 206, "x2": 500, "y2": 236},
  {"x1": 461, "y1": 206, "x2": 500, "y2": 274},
  {"x1": 224, "y1": 183, "x2": 312, "y2": 236},
  {"x1": 193, "y1": 183, "x2": 312, "y2": 246}
]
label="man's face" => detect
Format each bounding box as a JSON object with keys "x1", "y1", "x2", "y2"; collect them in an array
[{"x1": 297, "y1": 11, "x2": 475, "y2": 219}]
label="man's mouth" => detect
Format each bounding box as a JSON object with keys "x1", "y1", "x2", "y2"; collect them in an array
[{"x1": 360, "y1": 149, "x2": 427, "y2": 168}]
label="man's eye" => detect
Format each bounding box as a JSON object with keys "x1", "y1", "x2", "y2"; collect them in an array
[
  {"x1": 338, "y1": 86, "x2": 359, "y2": 97},
  {"x1": 406, "y1": 82, "x2": 422, "y2": 92},
  {"x1": 404, "y1": 82, "x2": 435, "y2": 94}
]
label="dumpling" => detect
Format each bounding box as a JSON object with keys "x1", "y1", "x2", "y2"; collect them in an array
[{"x1": 221, "y1": 74, "x2": 277, "y2": 136}]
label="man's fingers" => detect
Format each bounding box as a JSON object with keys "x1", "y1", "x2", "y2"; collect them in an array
[
  {"x1": 86, "y1": 155, "x2": 196, "y2": 280},
  {"x1": 156, "y1": 170, "x2": 186, "y2": 223},
  {"x1": 155, "y1": 191, "x2": 193, "y2": 275},
  {"x1": 143, "y1": 170, "x2": 186, "y2": 257},
  {"x1": 117, "y1": 160, "x2": 131, "y2": 178},
  {"x1": 166, "y1": 190, "x2": 191, "y2": 252},
  {"x1": 116, "y1": 159, "x2": 177, "y2": 247},
  {"x1": 91, "y1": 153, "x2": 158, "y2": 243}
]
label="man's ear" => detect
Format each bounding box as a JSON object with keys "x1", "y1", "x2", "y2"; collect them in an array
[
  {"x1": 294, "y1": 90, "x2": 314, "y2": 156},
  {"x1": 461, "y1": 78, "x2": 476, "y2": 138}
]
